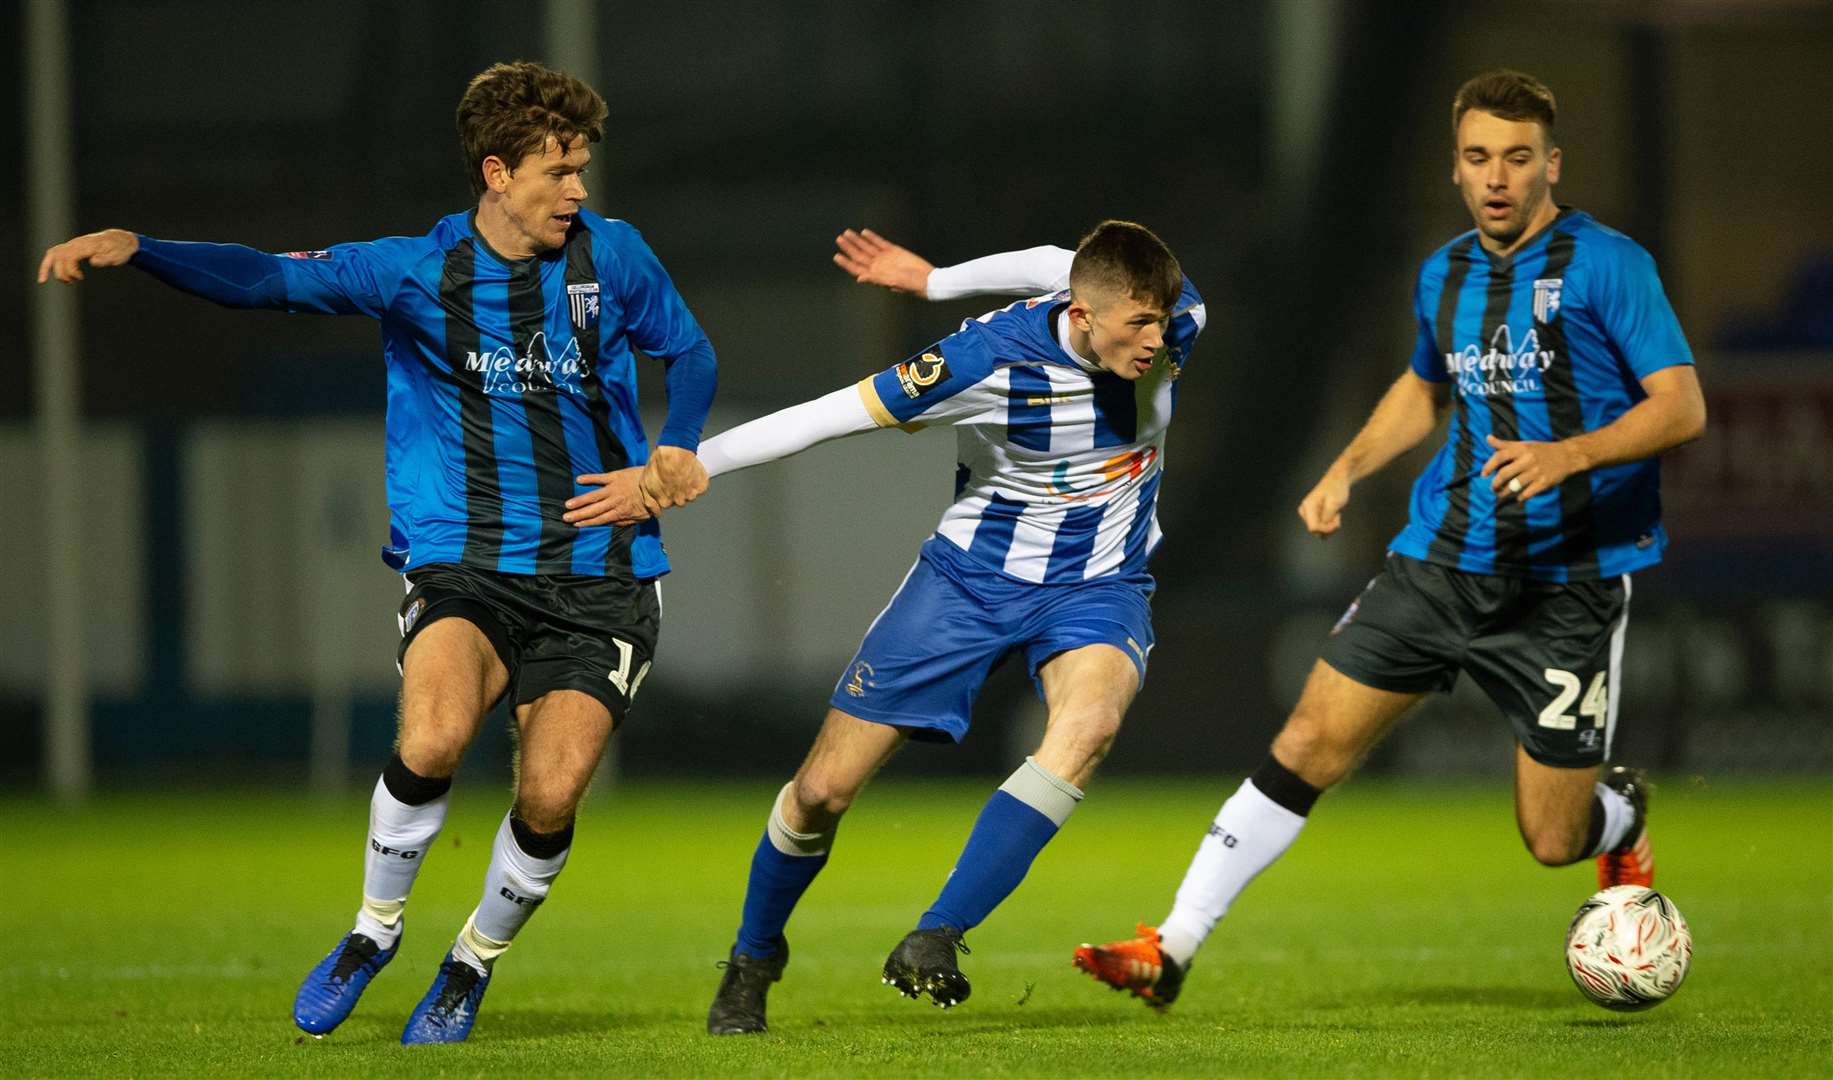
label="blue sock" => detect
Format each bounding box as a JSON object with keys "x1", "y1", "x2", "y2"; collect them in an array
[
  {"x1": 735, "y1": 835, "x2": 826, "y2": 957},
  {"x1": 918, "y1": 759, "x2": 1082, "y2": 933},
  {"x1": 734, "y1": 785, "x2": 834, "y2": 958}
]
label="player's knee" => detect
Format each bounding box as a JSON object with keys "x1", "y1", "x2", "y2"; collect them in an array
[
  {"x1": 396, "y1": 724, "x2": 469, "y2": 777},
  {"x1": 397, "y1": 696, "x2": 482, "y2": 771},
  {"x1": 788, "y1": 773, "x2": 857, "y2": 825},
  {"x1": 514, "y1": 786, "x2": 581, "y2": 834},
  {"x1": 513, "y1": 761, "x2": 595, "y2": 832},
  {"x1": 515, "y1": 805, "x2": 575, "y2": 836}
]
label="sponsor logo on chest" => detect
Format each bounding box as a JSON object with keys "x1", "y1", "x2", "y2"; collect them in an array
[
  {"x1": 464, "y1": 331, "x2": 585, "y2": 396},
  {"x1": 1443, "y1": 324, "x2": 1559, "y2": 398}
]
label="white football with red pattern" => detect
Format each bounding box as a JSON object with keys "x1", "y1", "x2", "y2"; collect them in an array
[{"x1": 1565, "y1": 884, "x2": 1692, "y2": 1010}]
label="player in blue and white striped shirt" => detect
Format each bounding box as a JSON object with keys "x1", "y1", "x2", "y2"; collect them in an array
[
  {"x1": 1074, "y1": 69, "x2": 1707, "y2": 1010},
  {"x1": 686, "y1": 221, "x2": 1205, "y2": 1031},
  {"x1": 39, "y1": 61, "x2": 716, "y2": 1044}
]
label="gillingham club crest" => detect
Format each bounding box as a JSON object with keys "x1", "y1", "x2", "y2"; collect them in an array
[
  {"x1": 1533, "y1": 277, "x2": 1563, "y2": 323},
  {"x1": 567, "y1": 281, "x2": 600, "y2": 330}
]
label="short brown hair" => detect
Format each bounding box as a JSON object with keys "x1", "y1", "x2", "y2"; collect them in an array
[
  {"x1": 1069, "y1": 220, "x2": 1182, "y2": 313},
  {"x1": 1452, "y1": 69, "x2": 1557, "y2": 146},
  {"x1": 456, "y1": 61, "x2": 608, "y2": 196}
]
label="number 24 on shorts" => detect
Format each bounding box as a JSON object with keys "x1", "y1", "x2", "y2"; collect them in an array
[{"x1": 1539, "y1": 668, "x2": 1607, "y2": 730}]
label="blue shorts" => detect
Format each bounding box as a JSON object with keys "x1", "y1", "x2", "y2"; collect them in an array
[{"x1": 830, "y1": 536, "x2": 1155, "y2": 743}]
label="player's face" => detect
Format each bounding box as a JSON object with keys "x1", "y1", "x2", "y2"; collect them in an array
[
  {"x1": 1084, "y1": 294, "x2": 1170, "y2": 380},
  {"x1": 1453, "y1": 109, "x2": 1561, "y2": 252},
  {"x1": 493, "y1": 135, "x2": 591, "y2": 255}
]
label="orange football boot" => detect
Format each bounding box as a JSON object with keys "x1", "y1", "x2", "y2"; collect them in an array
[{"x1": 1072, "y1": 923, "x2": 1186, "y2": 1007}]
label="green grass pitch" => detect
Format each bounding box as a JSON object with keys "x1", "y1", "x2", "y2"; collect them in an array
[{"x1": 3, "y1": 776, "x2": 1828, "y2": 1077}]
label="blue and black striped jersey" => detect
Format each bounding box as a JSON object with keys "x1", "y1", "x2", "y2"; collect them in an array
[
  {"x1": 130, "y1": 208, "x2": 716, "y2": 580},
  {"x1": 1389, "y1": 209, "x2": 1693, "y2": 581}
]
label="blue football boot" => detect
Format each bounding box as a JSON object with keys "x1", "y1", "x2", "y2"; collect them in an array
[
  {"x1": 294, "y1": 931, "x2": 398, "y2": 1035},
  {"x1": 400, "y1": 951, "x2": 491, "y2": 1044}
]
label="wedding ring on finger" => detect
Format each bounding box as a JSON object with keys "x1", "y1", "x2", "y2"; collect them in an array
[{"x1": 1507, "y1": 478, "x2": 1523, "y2": 495}]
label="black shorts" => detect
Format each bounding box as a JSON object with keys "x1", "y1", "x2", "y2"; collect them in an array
[
  {"x1": 1319, "y1": 554, "x2": 1629, "y2": 767},
  {"x1": 396, "y1": 562, "x2": 661, "y2": 724}
]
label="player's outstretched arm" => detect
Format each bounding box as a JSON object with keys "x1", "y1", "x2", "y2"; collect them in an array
[
  {"x1": 698, "y1": 385, "x2": 881, "y2": 479},
  {"x1": 37, "y1": 229, "x2": 139, "y2": 284},
  {"x1": 43, "y1": 230, "x2": 384, "y2": 314},
  {"x1": 834, "y1": 228, "x2": 1074, "y2": 302},
  {"x1": 563, "y1": 385, "x2": 879, "y2": 528},
  {"x1": 1299, "y1": 371, "x2": 1447, "y2": 538},
  {"x1": 1482, "y1": 364, "x2": 1705, "y2": 502}
]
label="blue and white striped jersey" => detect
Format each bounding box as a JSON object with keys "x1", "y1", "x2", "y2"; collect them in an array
[{"x1": 858, "y1": 281, "x2": 1206, "y2": 584}]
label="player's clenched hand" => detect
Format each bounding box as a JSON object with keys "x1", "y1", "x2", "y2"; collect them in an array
[
  {"x1": 832, "y1": 228, "x2": 933, "y2": 296},
  {"x1": 1298, "y1": 467, "x2": 1351, "y2": 539},
  {"x1": 564, "y1": 467, "x2": 653, "y2": 527},
  {"x1": 37, "y1": 228, "x2": 139, "y2": 284},
  {"x1": 638, "y1": 445, "x2": 709, "y2": 510},
  {"x1": 1481, "y1": 434, "x2": 1583, "y2": 502}
]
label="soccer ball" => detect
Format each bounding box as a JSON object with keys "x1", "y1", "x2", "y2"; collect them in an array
[{"x1": 1564, "y1": 884, "x2": 1693, "y2": 1011}]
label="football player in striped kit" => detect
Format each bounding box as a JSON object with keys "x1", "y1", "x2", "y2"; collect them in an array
[
  {"x1": 683, "y1": 221, "x2": 1206, "y2": 1032},
  {"x1": 1073, "y1": 69, "x2": 1706, "y2": 1009},
  {"x1": 39, "y1": 61, "x2": 717, "y2": 1043}
]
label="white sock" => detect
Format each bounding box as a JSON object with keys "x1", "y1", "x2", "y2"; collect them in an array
[
  {"x1": 353, "y1": 775, "x2": 449, "y2": 947},
  {"x1": 1157, "y1": 778, "x2": 1307, "y2": 966},
  {"x1": 453, "y1": 812, "x2": 571, "y2": 973},
  {"x1": 1590, "y1": 782, "x2": 1636, "y2": 856}
]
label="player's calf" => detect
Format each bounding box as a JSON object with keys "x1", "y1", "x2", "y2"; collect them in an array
[
  {"x1": 1515, "y1": 745, "x2": 1618, "y2": 867},
  {"x1": 1523, "y1": 827, "x2": 1592, "y2": 867}
]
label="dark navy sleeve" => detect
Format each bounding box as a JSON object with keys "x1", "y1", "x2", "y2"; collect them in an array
[
  {"x1": 1408, "y1": 267, "x2": 1448, "y2": 382},
  {"x1": 1591, "y1": 239, "x2": 1694, "y2": 380},
  {"x1": 130, "y1": 237, "x2": 393, "y2": 317},
  {"x1": 604, "y1": 225, "x2": 717, "y2": 450}
]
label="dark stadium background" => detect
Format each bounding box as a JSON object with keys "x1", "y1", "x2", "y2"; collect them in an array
[{"x1": 4, "y1": 0, "x2": 1830, "y2": 795}]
